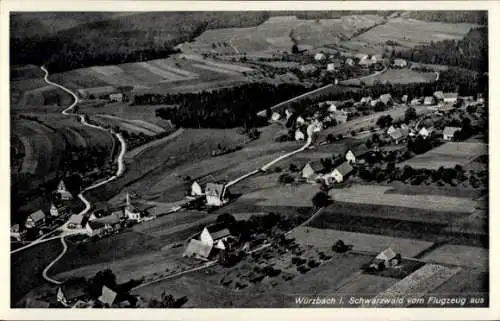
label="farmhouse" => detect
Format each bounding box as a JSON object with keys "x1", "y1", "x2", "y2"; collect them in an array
[
  {"x1": 67, "y1": 214, "x2": 85, "y2": 230},
  {"x1": 391, "y1": 128, "x2": 410, "y2": 144},
  {"x1": 443, "y1": 126, "x2": 461, "y2": 141},
  {"x1": 433, "y1": 91, "x2": 445, "y2": 102},
  {"x1": 296, "y1": 116, "x2": 305, "y2": 125},
  {"x1": 98, "y1": 286, "x2": 118, "y2": 307},
  {"x1": 86, "y1": 221, "x2": 110, "y2": 237},
  {"x1": 424, "y1": 96, "x2": 435, "y2": 105},
  {"x1": 49, "y1": 203, "x2": 67, "y2": 217},
  {"x1": 56, "y1": 180, "x2": 73, "y2": 201},
  {"x1": 25, "y1": 210, "x2": 46, "y2": 228},
  {"x1": 393, "y1": 59, "x2": 407, "y2": 68},
  {"x1": 379, "y1": 94, "x2": 393, "y2": 106},
  {"x1": 326, "y1": 63, "x2": 336, "y2": 72},
  {"x1": 330, "y1": 161, "x2": 354, "y2": 183},
  {"x1": 345, "y1": 58, "x2": 354, "y2": 66},
  {"x1": 295, "y1": 129, "x2": 305, "y2": 141},
  {"x1": 332, "y1": 110, "x2": 348, "y2": 124},
  {"x1": 56, "y1": 285, "x2": 87, "y2": 307},
  {"x1": 271, "y1": 112, "x2": 281, "y2": 121},
  {"x1": 124, "y1": 192, "x2": 142, "y2": 221},
  {"x1": 360, "y1": 96, "x2": 372, "y2": 105},
  {"x1": 410, "y1": 98, "x2": 421, "y2": 106},
  {"x1": 314, "y1": 53, "x2": 326, "y2": 61},
  {"x1": 191, "y1": 181, "x2": 204, "y2": 196},
  {"x1": 302, "y1": 162, "x2": 324, "y2": 183},
  {"x1": 401, "y1": 95, "x2": 408, "y2": 103},
  {"x1": 183, "y1": 239, "x2": 214, "y2": 260},
  {"x1": 205, "y1": 183, "x2": 228, "y2": 207},
  {"x1": 355, "y1": 53, "x2": 369, "y2": 61},
  {"x1": 201, "y1": 225, "x2": 233, "y2": 250},
  {"x1": 418, "y1": 127, "x2": 432, "y2": 138},
  {"x1": 109, "y1": 93, "x2": 124, "y2": 102},
  {"x1": 327, "y1": 102, "x2": 337, "y2": 112},
  {"x1": 370, "y1": 248, "x2": 401, "y2": 270},
  {"x1": 443, "y1": 92, "x2": 458, "y2": 104},
  {"x1": 345, "y1": 145, "x2": 370, "y2": 164},
  {"x1": 386, "y1": 125, "x2": 397, "y2": 136}
]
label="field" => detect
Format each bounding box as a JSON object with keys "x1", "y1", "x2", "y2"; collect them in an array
[
  {"x1": 341, "y1": 69, "x2": 437, "y2": 86},
  {"x1": 400, "y1": 142, "x2": 488, "y2": 169},
  {"x1": 183, "y1": 15, "x2": 385, "y2": 56},
  {"x1": 328, "y1": 184, "x2": 476, "y2": 214},
  {"x1": 238, "y1": 184, "x2": 321, "y2": 207},
  {"x1": 290, "y1": 226, "x2": 434, "y2": 257},
  {"x1": 343, "y1": 17, "x2": 478, "y2": 53},
  {"x1": 421, "y1": 245, "x2": 488, "y2": 270},
  {"x1": 92, "y1": 114, "x2": 164, "y2": 136}
]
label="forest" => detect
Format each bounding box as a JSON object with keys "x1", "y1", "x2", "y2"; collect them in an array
[
  {"x1": 405, "y1": 11, "x2": 487, "y2": 25},
  {"x1": 393, "y1": 27, "x2": 488, "y2": 73},
  {"x1": 10, "y1": 12, "x2": 271, "y2": 73},
  {"x1": 135, "y1": 83, "x2": 312, "y2": 128}
]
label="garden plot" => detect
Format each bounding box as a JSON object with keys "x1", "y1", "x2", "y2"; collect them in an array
[
  {"x1": 290, "y1": 226, "x2": 434, "y2": 258},
  {"x1": 328, "y1": 184, "x2": 476, "y2": 213}
]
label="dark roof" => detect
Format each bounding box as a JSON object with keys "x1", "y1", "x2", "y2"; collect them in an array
[
  {"x1": 303, "y1": 161, "x2": 324, "y2": 173},
  {"x1": 335, "y1": 162, "x2": 353, "y2": 176},
  {"x1": 29, "y1": 210, "x2": 46, "y2": 222},
  {"x1": 352, "y1": 144, "x2": 370, "y2": 156},
  {"x1": 210, "y1": 228, "x2": 232, "y2": 241},
  {"x1": 88, "y1": 220, "x2": 107, "y2": 230},
  {"x1": 61, "y1": 284, "x2": 87, "y2": 301},
  {"x1": 183, "y1": 239, "x2": 213, "y2": 259}
]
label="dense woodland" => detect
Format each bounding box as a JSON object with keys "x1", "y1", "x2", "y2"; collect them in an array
[
  {"x1": 405, "y1": 11, "x2": 488, "y2": 25},
  {"x1": 10, "y1": 12, "x2": 271, "y2": 73},
  {"x1": 135, "y1": 83, "x2": 312, "y2": 128},
  {"x1": 394, "y1": 27, "x2": 488, "y2": 73}
]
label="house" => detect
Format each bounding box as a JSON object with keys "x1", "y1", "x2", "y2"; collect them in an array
[
  {"x1": 57, "y1": 285, "x2": 87, "y2": 307},
  {"x1": 370, "y1": 248, "x2": 401, "y2": 270},
  {"x1": 200, "y1": 225, "x2": 233, "y2": 250},
  {"x1": 191, "y1": 181, "x2": 203, "y2": 196},
  {"x1": 418, "y1": 127, "x2": 431, "y2": 138},
  {"x1": 327, "y1": 102, "x2": 337, "y2": 112},
  {"x1": 124, "y1": 192, "x2": 142, "y2": 221},
  {"x1": 443, "y1": 126, "x2": 461, "y2": 141},
  {"x1": 326, "y1": 63, "x2": 336, "y2": 72},
  {"x1": 345, "y1": 145, "x2": 370, "y2": 164},
  {"x1": 345, "y1": 58, "x2": 354, "y2": 66},
  {"x1": 410, "y1": 98, "x2": 421, "y2": 106},
  {"x1": 50, "y1": 203, "x2": 68, "y2": 217},
  {"x1": 109, "y1": 93, "x2": 124, "y2": 102},
  {"x1": 393, "y1": 59, "x2": 407, "y2": 68},
  {"x1": 296, "y1": 116, "x2": 305, "y2": 125},
  {"x1": 11, "y1": 224, "x2": 20, "y2": 234},
  {"x1": 314, "y1": 53, "x2": 326, "y2": 61},
  {"x1": 299, "y1": 64, "x2": 317, "y2": 74},
  {"x1": 57, "y1": 180, "x2": 73, "y2": 201},
  {"x1": 67, "y1": 214, "x2": 85, "y2": 229},
  {"x1": 86, "y1": 220, "x2": 110, "y2": 237},
  {"x1": 433, "y1": 91, "x2": 444, "y2": 102},
  {"x1": 205, "y1": 183, "x2": 228, "y2": 207},
  {"x1": 423, "y1": 96, "x2": 435, "y2": 105},
  {"x1": 355, "y1": 53, "x2": 369, "y2": 61},
  {"x1": 98, "y1": 286, "x2": 118, "y2": 307},
  {"x1": 271, "y1": 112, "x2": 281, "y2": 121},
  {"x1": 183, "y1": 238, "x2": 214, "y2": 260},
  {"x1": 94, "y1": 212, "x2": 123, "y2": 229},
  {"x1": 330, "y1": 162, "x2": 354, "y2": 183},
  {"x1": 301, "y1": 162, "x2": 324, "y2": 182},
  {"x1": 379, "y1": 94, "x2": 393, "y2": 106},
  {"x1": 295, "y1": 129, "x2": 305, "y2": 141},
  {"x1": 360, "y1": 96, "x2": 372, "y2": 105},
  {"x1": 443, "y1": 92, "x2": 458, "y2": 104},
  {"x1": 25, "y1": 210, "x2": 46, "y2": 228},
  {"x1": 371, "y1": 54, "x2": 382, "y2": 62},
  {"x1": 370, "y1": 99, "x2": 380, "y2": 107},
  {"x1": 389, "y1": 128, "x2": 410, "y2": 144},
  {"x1": 285, "y1": 109, "x2": 293, "y2": 120},
  {"x1": 401, "y1": 95, "x2": 408, "y2": 103},
  {"x1": 386, "y1": 125, "x2": 397, "y2": 136},
  {"x1": 358, "y1": 59, "x2": 374, "y2": 67}
]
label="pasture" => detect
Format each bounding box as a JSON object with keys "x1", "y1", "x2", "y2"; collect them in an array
[
  {"x1": 93, "y1": 114, "x2": 164, "y2": 136},
  {"x1": 341, "y1": 69, "x2": 437, "y2": 86},
  {"x1": 349, "y1": 17, "x2": 477, "y2": 49},
  {"x1": 328, "y1": 184, "x2": 476, "y2": 214},
  {"x1": 400, "y1": 142, "x2": 488, "y2": 169},
  {"x1": 238, "y1": 184, "x2": 320, "y2": 207},
  {"x1": 421, "y1": 245, "x2": 488, "y2": 270},
  {"x1": 290, "y1": 226, "x2": 434, "y2": 257}
]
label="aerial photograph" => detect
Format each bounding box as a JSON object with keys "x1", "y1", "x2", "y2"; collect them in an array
[{"x1": 9, "y1": 10, "x2": 488, "y2": 309}]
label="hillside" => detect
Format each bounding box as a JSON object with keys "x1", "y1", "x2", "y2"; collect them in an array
[{"x1": 404, "y1": 11, "x2": 488, "y2": 25}]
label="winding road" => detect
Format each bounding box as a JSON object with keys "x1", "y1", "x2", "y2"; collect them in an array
[{"x1": 12, "y1": 67, "x2": 128, "y2": 286}]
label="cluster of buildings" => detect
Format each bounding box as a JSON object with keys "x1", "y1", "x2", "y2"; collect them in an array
[
  {"x1": 183, "y1": 224, "x2": 234, "y2": 260},
  {"x1": 56, "y1": 283, "x2": 122, "y2": 308},
  {"x1": 190, "y1": 181, "x2": 231, "y2": 207}
]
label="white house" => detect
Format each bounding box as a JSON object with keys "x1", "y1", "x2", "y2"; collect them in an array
[
  {"x1": 345, "y1": 145, "x2": 369, "y2": 164},
  {"x1": 314, "y1": 53, "x2": 326, "y2": 61},
  {"x1": 345, "y1": 58, "x2": 354, "y2": 66},
  {"x1": 424, "y1": 96, "x2": 435, "y2": 105},
  {"x1": 410, "y1": 98, "x2": 421, "y2": 106},
  {"x1": 50, "y1": 203, "x2": 63, "y2": 217},
  {"x1": 360, "y1": 96, "x2": 372, "y2": 105},
  {"x1": 301, "y1": 162, "x2": 323, "y2": 183},
  {"x1": 205, "y1": 183, "x2": 228, "y2": 207},
  {"x1": 370, "y1": 247, "x2": 400, "y2": 270},
  {"x1": 86, "y1": 220, "x2": 110, "y2": 237},
  {"x1": 191, "y1": 181, "x2": 204, "y2": 196},
  {"x1": 355, "y1": 53, "x2": 369, "y2": 61},
  {"x1": 402, "y1": 95, "x2": 408, "y2": 103},
  {"x1": 124, "y1": 192, "x2": 142, "y2": 221},
  {"x1": 285, "y1": 109, "x2": 293, "y2": 120},
  {"x1": 393, "y1": 59, "x2": 407, "y2": 68},
  {"x1": 271, "y1": 112, "x2": 281, "y2": 121},
  {"x1": 98, "y1": 286, "x2": 118, "y2": 307},
  {"x1": 296, "y1": 116, "x2": 305, "y2": 125},
  {"x1": 332, "y1": 110, "x2": 348, "y2": 124},
  {"x1": 200, "y1": 226, "x2": 233, "y2": 250},
  {"x1": 370, "y1": 99, "x2": 380, "y2": 107},
  {"x1": 433, "y1": 91, "x2": 444, "y2": 102},
  {"x1": 109, "y1": 93, "x2": 124, "y2": 102},
  {"x1": 326, "y1": 63, "x2": 336, "y2": 72},
  {"x1": 57, "y1": 180, "x2": 73, "y2": 200},
  {"x1": 443, "y1": 126, "x2": 461, "y2": 141},
  {"x1": 330, "y1": 162, "x2": 354, "y2": 183},
  {"x1": 418, "y1": 127, "x2": 431, "y2": 138},
  {"x1": 327, "y1": 102, "x2": 337, "y2": 112},
  {"x1": 386, "y1": 125, "x2": 396, "y2": 136},
  {"x1": 443, "y1": 92, "x2": 458, "y2": 104},
  {"x1": 295, "y1": 129, "x2": 305, "y2": 141}
]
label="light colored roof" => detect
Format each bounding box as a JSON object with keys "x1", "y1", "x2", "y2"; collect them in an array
[
  {"x1": 443, "y1": 92, "x2": 458, "y2": 98},
  {"x1": 379, "y1": 94, "x2": 392, "y2": 104},
  {"x1": 29, "y1": 210, "x2": 46, "y2": 222},
  {"x1": 68, "y1": 214, "x2": 84, "y2": 225},
  {"x1": 433, "y1": 91, "x2": 444, "y2": 99},
  {"x1": 376, "y1": 248, "x2": 397, "y2": 261},
  {"x1": 335, "y1": 162, "x2": 353, "y2": 176},
  {"x1": 183, "y1": 239, "x2": 213, "y2": 258},
  {"x1": 205, "y1": 183, "x2": 225, "y2": 198},
  {"x1": 390, "y1": 128, "x2": 409, "y2": 140},
  {"x1": 98, "y1": 286, "x2": 117, "y2": 306},
  {"x1": 444, "y1": 126, "x2": 461, "y2": 136},
  {"x1": 95, "y1": 213, "x2": 122, "y2": 225},
  {"x1": 303, "y1": 161, "x2": 323, "y2": 173}
]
